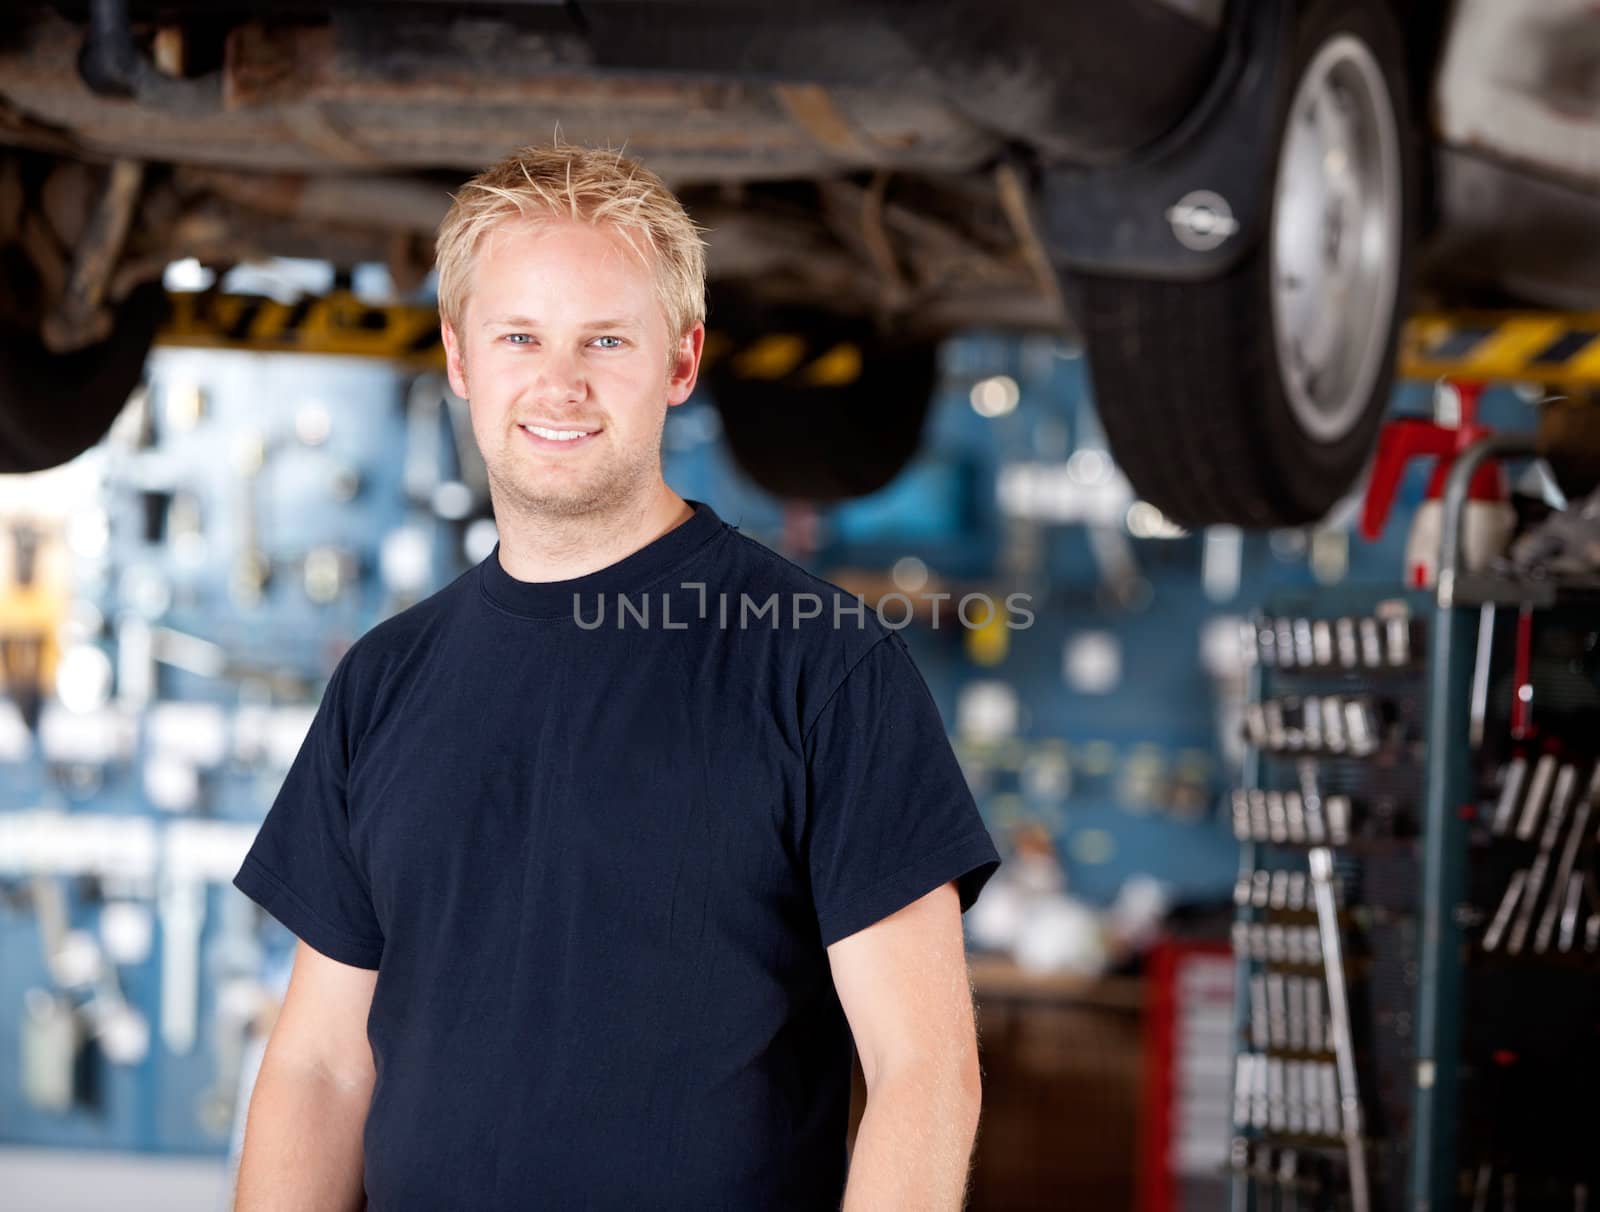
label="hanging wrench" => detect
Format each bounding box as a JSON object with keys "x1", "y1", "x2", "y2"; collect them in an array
[{"x1": 1309, "y1": 846, "x2": 1371, "y2": 1212}]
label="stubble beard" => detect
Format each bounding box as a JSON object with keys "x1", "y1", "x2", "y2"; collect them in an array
[{"x1": 486, "y1": 408, "x2": 667, "y2": 524}]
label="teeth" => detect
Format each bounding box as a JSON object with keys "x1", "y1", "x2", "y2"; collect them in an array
[{"x1": 523, "y1": 424, "x2": 591, "y2": 442}]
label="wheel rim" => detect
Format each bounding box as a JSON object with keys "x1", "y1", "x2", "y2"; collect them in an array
[{"x1": 1270, "y1": 32, "x2": 1402, "y2": 445}]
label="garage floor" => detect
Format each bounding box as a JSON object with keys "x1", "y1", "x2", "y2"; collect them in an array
[{"x1": 0, "y1": 1147, "x2": 231, "y2": 1212}]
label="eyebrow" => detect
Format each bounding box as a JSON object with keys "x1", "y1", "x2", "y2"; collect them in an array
[{"x1": 481, "y1": 315, "x2": 643, "y2": 331}]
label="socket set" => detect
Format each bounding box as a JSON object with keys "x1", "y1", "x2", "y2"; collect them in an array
[
  {"x1": 1243, "y1": 970, "x2": 1332, "y2": 1054},
  {"x1": 1244, "y1": 696, "x2": 1385, "y2": 757},
  {"x1": 1232, "y1": 868, "x2": 1347, "y2": 915},
  {"x1": 1243, "y1": 611, "x2": 1417, "y2": 672},
  {"x1": 1232, "y1": 790, "x2": 1356, "y2": 847},
  {"x1": 1228, "y1": 1138, "x2": 1352, "y2": 1212},
  {"x1": 1231, "y1": 920, "x2": 1324, "y2": 966},
  {"x1": 1230, "y1": 604, "x2": 1428, "y2": 1212},
  {"x1": 1233, "y1": 1052, "x2": 1346, "y2": 1137}
]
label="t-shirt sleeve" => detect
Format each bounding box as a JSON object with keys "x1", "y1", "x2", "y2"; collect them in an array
[
  {"x1": 803, "y1": 631, "x2": 1002, "y2": 948},
  {"x1": 232, "y1": 650, "x2": 385, "y2": 969}
]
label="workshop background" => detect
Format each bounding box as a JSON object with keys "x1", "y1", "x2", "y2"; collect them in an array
[{"x1": 4, "y1": 1, "x2": 1600, "y2": 1211}]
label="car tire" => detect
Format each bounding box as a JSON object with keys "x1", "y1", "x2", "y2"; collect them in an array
[
  {"x1": 0, "y1": 281, "x2": 167, "y2": 474},
  {"x1": 1079, "y1": 0, "x2": 1415, "y2": 529},
  {"x1": 704, "y1": 295, "x2": 938, "y2": 503}
]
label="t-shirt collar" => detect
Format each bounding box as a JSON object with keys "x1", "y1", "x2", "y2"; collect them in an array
[{"x1": 478, "y1": 498, "x2": 726, "y2": 619}]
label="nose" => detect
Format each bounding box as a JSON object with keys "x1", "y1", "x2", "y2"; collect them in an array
[{"x1": 531, "y1": 346, "x2": 587, "y2": 407}]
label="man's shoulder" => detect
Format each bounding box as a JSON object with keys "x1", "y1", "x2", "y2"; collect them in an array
[
  {"x1": 712, "y1": 527, "x2": 899, "y2": 713},
  {"x1": 334, "y1": 565, "x2": 477, "y2": 694},
  {"x1": 719, "y1": 528, "x2": 890, "y2": 635}
]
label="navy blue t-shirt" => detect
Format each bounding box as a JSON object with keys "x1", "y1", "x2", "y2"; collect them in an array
[{"x1": 233, "y1": 498, "x2": 1001, "y2": 1210}]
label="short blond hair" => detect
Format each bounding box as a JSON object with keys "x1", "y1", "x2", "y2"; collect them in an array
[{"x1": 435, "y1": 143, "x2": 707, "y2": 340}]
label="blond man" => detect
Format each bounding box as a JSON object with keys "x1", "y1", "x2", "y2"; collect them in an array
[{"x1": 232, "y1": 144, "x2": 1001, "y2": 1212}]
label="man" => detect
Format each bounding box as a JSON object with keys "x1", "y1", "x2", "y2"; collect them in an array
[{"x1": 232, "y1": 143, "x2": 1002, "y2": 1211}]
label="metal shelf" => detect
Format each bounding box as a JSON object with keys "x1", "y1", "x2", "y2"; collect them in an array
[{"x1": 1443, "y1": 571, "x2": 1600, "y2": 609}]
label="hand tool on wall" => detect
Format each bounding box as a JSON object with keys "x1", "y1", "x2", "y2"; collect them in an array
[
  {"x1": 1285, "y1": 1060, "x2": 1305, "y2": 1134},
  {"x1": 1510, "y1": 605, "x2": 1534, "y2": 741},
  {"x1": 1286, "y1": 974, "x2": 1306, "y2": 1051},
  {"x1": 1268, "y1": 792, "x2": 1289, "y2": 844},
  {"x1": 1312, "y1": 620, "x2": 1332, "y2": 667},
  {"x1": 1303, "y1": 1060, "x2": 1324, "y2": 1137},
  {"x1": 1491, "y1": 756, "x2": 1530, "y2": 837},
  {"x1": 1278, "y1": 1147, "x2": 1301, "y2": 1212},
  {"x1": 1307, "y1": 980, "x2": 1326, "y2": 1053},
  {"x1": 1336, "y1": 618, "x2": 1358, "y2": 668},
  {"x1": 1268, "y1": 1056, "x2": 1286, "y2": 1131},
  {"x1": 1381, "y1": 606, "x2": 1411, "y2": 667},
  {"x1": 1482, "y1": 870, "x2": 1527, "y2": 953},
  {"x1": 1559, "y1": 872, "x2": 1584, "y2": 953},
  {"x1": 1286, "y1": 790, "x2": 1308, "y2": 844},
  {"x1": 1513, "y1": 754, "x2": 1559, "y2": 841},
  {"x1": 1585, "y1": 874, "x2": 1600, "y2": 953},
  {"x1": 1322, "y1": 696, "x2": 1347, "y2": 755},
  {"x1": 1360, "y1": 617, "x2": 1383, "y2": 668},
  {"x1": 1251, "y1": 974, "x2": 1269, "y2": 1050},
  {"x1": 1293, "y1": 618, "x2": 1315, "y2": 668},
  {"x1": 1252, "y1": 1051, "x2": 1270, "y2": 1131},
  {"x1": 1508, "y1": 764, "x2": 1578, "y2": 954},
  {"x1": 1267, "y1": 972, "x2": 1288, "y2": 1050},
  {"x1": 1308, "y1": 846, "x2": 1371, "y2": 1212},
  {"x1": 1326, "y1": 797, "x2": 1353, "y2": 847},
  {"x1": 1470, "y1": 1162, "x2": 1492, "y2": 1212},
  {"x1": 1302, "y1": 695, "x2": 1323, "y2": 751},
  {"x1": 1535, "y1": 764, "x2": 1596, "y2": 953},
  {"x1": 1469, "y1": 604, "x2": 1496, "y2": 749}
]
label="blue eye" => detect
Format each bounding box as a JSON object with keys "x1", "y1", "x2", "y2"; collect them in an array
[
  {"x1": 504, "y1": 333, "x2": 533, "y2": 345},
  {"x1": 592, "y1": 336, "x2": 624, "y2": 349}
]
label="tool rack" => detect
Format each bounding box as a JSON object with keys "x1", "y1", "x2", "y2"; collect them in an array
[
  {"x1": 1416, "y1": 437, "x2": 1600, "y2": 1211},
  {"x1": 1229, "y1": 434, "x2": 1600, "y2": 1211},
  {"x1": 1229, "y1": 588, "x2": 1429, "y2": 1212}
]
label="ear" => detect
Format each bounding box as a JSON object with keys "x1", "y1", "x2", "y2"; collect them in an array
[
  {"x1": 442, "y1": 318, "x2": 470, "y2": 399},
  {"x1": 666, "y1": 323, "x2": 704, "y2": 408}
]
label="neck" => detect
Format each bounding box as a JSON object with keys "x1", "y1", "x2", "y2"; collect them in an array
[{"x1": 491, "y1": 481, "x2": 693, "y2": 584}]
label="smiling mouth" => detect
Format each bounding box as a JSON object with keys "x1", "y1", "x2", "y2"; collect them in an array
[{"x1": 520, "y1": 423, "x2": 599, "y2": 445}]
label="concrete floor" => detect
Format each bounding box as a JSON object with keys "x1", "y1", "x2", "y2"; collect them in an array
[{"x1": 0, "y1": 1147, "x2": 231, "y2": 1212}]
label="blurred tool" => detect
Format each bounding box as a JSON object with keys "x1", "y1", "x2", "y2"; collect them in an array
[
  {"x1": 0, "y1": 522, "x2": 63, "y2": 736},
  {"x1": 1361, "y1": 380, "x2": 1515, "y2": 588}
]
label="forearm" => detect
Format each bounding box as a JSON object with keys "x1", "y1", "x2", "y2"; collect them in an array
[
  {"x1": 840, "y1": 1072, "x2": 982, "y2": 1212},
  {"x1": 233, "y1": 1056, "x2": 372, "y2": 1212}
]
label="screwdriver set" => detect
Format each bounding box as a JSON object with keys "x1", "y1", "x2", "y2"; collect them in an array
[
  {"x1": 1230, "y1": 602, "x2": 1426, "y2": 1212},
  {"x1": 1449, "y1": 593, "x2": 1600, "y2": 1209}
]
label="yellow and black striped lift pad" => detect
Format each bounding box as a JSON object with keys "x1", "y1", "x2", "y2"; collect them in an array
[{"x1": 1400, "y1": 311, "x2": 1600, "y2": 388}]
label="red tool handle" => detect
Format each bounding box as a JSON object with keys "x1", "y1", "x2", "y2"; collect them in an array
[{"x1": 1359, "y1": 382, "x2": 1505, "y2": 540}]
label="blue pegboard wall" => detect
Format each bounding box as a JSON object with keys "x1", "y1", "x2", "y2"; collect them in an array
[{"x1": 0, "y1": 325, "x2": 1543, "y2": 1154}]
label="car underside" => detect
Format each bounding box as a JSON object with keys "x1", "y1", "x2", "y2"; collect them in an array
[{"x1": 3, "y1": 0, "x2": 1596, "y2": 524}]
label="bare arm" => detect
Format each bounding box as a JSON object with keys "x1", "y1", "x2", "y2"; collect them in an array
[
  {"x1": 234, "y1": 942, "x2": 379, "y2": 1212},
  {"x1": 827, "y1": 881, "x2": 984, "y2": 1212}
]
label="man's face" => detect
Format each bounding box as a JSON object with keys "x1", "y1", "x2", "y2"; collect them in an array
[{"x1": 442, "y1": 218, "x2": 702, "y2": 520}]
